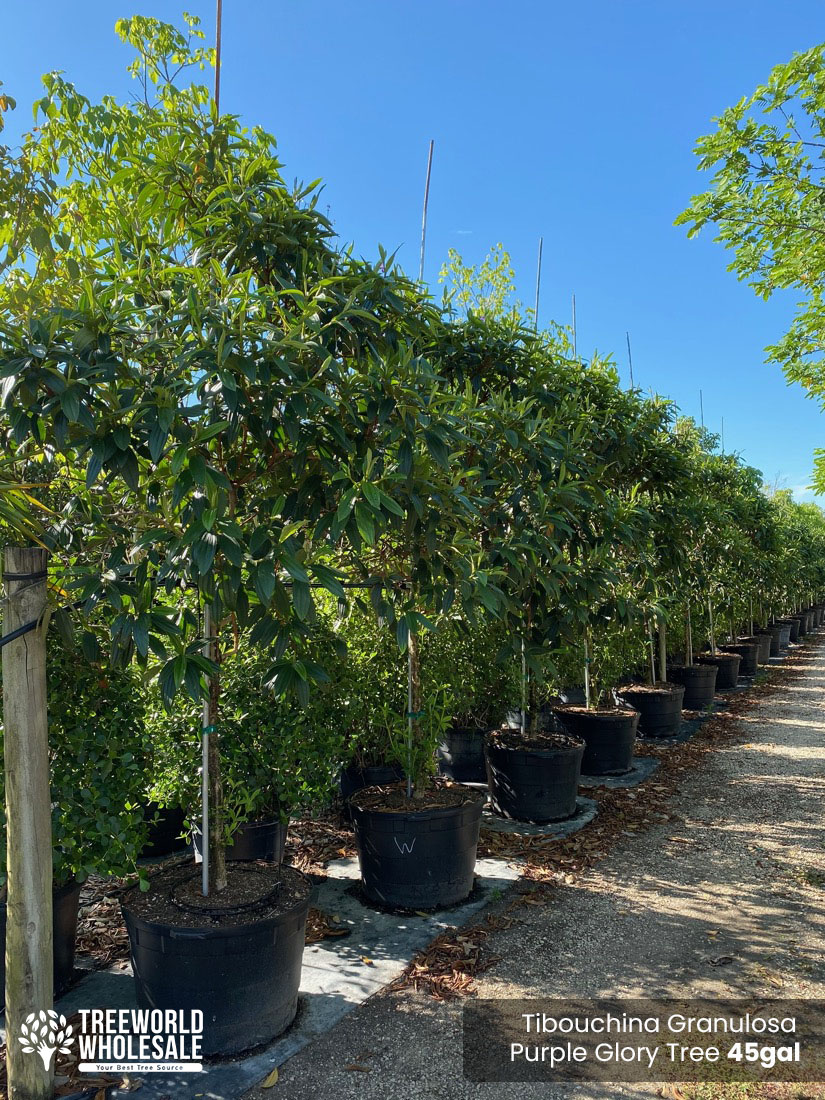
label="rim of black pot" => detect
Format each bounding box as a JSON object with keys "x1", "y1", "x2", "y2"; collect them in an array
[
  {"x1": 486, "y1": 728, "x2": 585, "y2": 753},
  {"x1": 349, "y1": 783, "x2": 486, "y2": 817},
  {"x1": 551, "y1": 703, "x2": 639, "y2": 718},
  {"x1": 121, "y1": 865, "x2": 310, "y2": 934}
]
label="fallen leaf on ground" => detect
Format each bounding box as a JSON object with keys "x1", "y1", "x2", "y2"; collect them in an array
[{"x1": 260, "y1": 1067, "x2": 279, "y2": 1087}]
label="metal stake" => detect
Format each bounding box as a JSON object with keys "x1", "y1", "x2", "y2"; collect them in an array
[
  {"x1": 201, "y1": 603, "x2": 211, "y2": 896},
  {"x1": 418, "y1": 140, "x2": 434, "y2": 283},
  {"x1": 534, "y1": 237, "x2": 543, "y2": 332}
]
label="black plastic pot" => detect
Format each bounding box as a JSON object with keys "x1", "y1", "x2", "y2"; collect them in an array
[
  {"x1": 485, "y1": 734, "x2": 584, "y2": 822},
  {"x1": 756, "y1": 624, "x2": 782, "y2": 657},
  {"x1": 122, "y1": 870, "x2": 310, "y2": 1056},
  {"x1": 792, "y1": 614, "x2": 809, "y2": 639},
  {"x1": 551, "y1": 706, "x2": 639, "y2": 775},
  {"x1": 0, "y1": 879, "x2": 81, "y2": 1003},
  {"x1": 615, "y1": 683, "x2": 685, "y2": 738},
  {"x1": 437, "y1": 726, "x2": 487, "y2": 783},
  {"x1": 340, "y1": 763, "x2": 404, "y2": 803},
  {"x1": 141, "y1": 803, "x2": 187, "y2": 859},
  {"x1": 777, "y1": 623, "x2": 792, "y2": 650},
  {"x1": 696, "y1": 651, "x2": 741, "y2": 689},
  {"x1": 350, "y1": 790, "x2": 484, "y2": 909},
  {"x1": 746, "y1": 632, "x2": 772, "y2": 664},
  {"x1": 193, "y1": 818, "x2": 287, "y2": 863},
  {"x1": 668, "y1": 663, "x2": 718, "y2": 709},
  {"x1": 780, "y1": 618, "x2": 801, "y2": 643},
  {"x1": 721, "y1": 641, "x2": 759, "y2": 677}
]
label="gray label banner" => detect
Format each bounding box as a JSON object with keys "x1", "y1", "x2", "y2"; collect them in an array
[{"x1": 462, "y1": 998, "x2": 825, "y2": 1083}]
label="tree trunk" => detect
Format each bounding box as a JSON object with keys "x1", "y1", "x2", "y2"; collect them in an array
[
  {"x1": 203, "y1": 603, "x2": 226, "y2": 894},
  {"x1": 207, "y1": 670, "x2": 226, "y2": 892},
  {"x1": 3, "y1": 547, "x2": 54, "y2": 1100}
]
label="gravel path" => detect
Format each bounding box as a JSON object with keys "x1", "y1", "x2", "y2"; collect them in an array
[{"x1": 244, "y1": 642, "x2": 825, "y2": 1100}]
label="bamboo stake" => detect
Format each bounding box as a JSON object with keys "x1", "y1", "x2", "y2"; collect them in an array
[
  {"x1": 584, "y1": 630, "x2": 591, "y2": 708},
  {"x1": 658, "y1": 620, "x2": 667, "y2": 684},
  {"x1": 418, "y1": 140, "x2": 434, "y2": 284},
  {"x1": 647, "y1": 619, "x2": 656, "y2": 684},
  {"x1": 748, "y1": 594, "x2": 753, "y2": 637},
  {"x1": 708, "y1": 596, "x2": 716, "y2": 655},
  {"x1": 4, "y1": 547, "x2": 53, "y2": 1100},
  {"x1": 572, "y1": 293, "x2": 577, "y2": 360}
]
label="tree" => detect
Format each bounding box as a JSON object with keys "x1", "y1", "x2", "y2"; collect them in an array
[
  {"x1": 0, "y1": 14, "x2": 428, "y2": 891},
  {"x1": 676, "y1": 43, "x2": 825, "y2": 487}
]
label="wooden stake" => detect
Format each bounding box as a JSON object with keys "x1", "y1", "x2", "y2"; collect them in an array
[
  {"x1": 647, "y1": 619, "x2": 656, "y2": 684},
  {"x1": 3, "y1": 547, "x2": 53, "y2": 1100},
  {"x1": 708, "y1": 596, "x2": 716, "y2": 655},
  {"x1": 572, "y1": 293, "x2": 577, "y2": 360},
  {"x1": 418, "y1": 140, "x2": 434, "y2": 284},
  {"x1": 584, "y1": 630, "x2": 591, "y2": 708},
  {"x1": 658, "y1": 620, "x2": 667, "y2": 684}
]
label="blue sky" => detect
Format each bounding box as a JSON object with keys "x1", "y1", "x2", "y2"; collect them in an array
[{"x1": 3, "y1": 1, "x2": 825, "y2": 497}]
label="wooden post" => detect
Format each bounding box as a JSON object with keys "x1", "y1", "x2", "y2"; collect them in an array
[{"x1": 3, "y1": 547, "x2": 54, "y2": 1100}]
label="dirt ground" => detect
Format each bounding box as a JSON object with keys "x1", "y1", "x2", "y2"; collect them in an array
[{"x1": 243, "y1": 642, "x2": 825, "y2": 1100}]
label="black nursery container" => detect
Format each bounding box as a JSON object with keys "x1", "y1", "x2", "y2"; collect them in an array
[
  {"x1": 0, "y1": 879, "x2": 81, "y2": 1003},
  {"x1": 437, "y1": 726, "x2": 487, "y2": 783},
  {"x1": 668, "y1": 663, "x2": 718, "y2": 709},
  {"x1": 350, "y1": 790, "x2": 484, "y2": 910},
  {"x1": 696, "y1": 651, "x2": 741, "y2": 689},
  {"x1": 757, "y1": 624, "x2": 782, "y2": 657},
  {"x1": 485, "y1": 733, "x2": 584, "y2": 822},
  {"x1": 141, "y1": 803, "x2": 187, "y2": 859},
  {"x1": 340, "y1": 762, "x2": 404, "y2": 803},
  {"x1": 122, "y1": 869, "x2": 310, "y2": 1056},
  {"x1": 551, "y1": 706, "x2": 639, "y2": 776},
  {"x1": 780, "y1": 617, "x2": 801, "y2": 643},
  {"x1": 193, "y1": 817, "x2": 287, "y2": 863},
  {"x1": 721, "y1": 641, "x2": 759, "y2": 677},
  {"x1": 745, "y1": 632, "x2": 772, "y2": 664},
  {"x1": 615, "y1": 683, "x2": 685, "y2": 738}
]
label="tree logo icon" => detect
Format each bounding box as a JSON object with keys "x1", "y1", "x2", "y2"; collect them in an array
[{"x1": 18, "y1": 1010, "x2": 74, "y2": 1070}]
